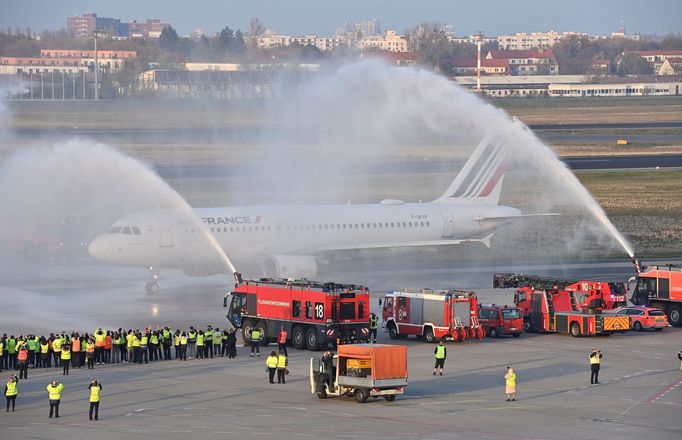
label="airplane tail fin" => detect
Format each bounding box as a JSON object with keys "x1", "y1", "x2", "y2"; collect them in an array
[{"x1": 434, "y1": 134, "x2": 507, "y2": 205}]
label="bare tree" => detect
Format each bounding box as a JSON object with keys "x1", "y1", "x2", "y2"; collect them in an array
[{"x1": 247, "y1": 18, "x2": 266, "y2": 47}]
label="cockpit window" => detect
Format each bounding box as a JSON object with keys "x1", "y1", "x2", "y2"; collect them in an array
[
  {"x1": 132, "y1": 227, "x2": 141, "y2": 235},
  {"x1": 108, "y1": 226, "x2": 122, "y2": 234},
  {"x1": 121, "y1": 226, "x2": 132, "y2": 235}
]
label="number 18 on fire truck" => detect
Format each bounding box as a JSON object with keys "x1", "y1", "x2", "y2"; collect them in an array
[{"x1": 223, "y1": 278, "x2": 371, "y2": 351}]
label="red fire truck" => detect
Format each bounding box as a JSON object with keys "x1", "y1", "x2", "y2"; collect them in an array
[
  {"x1": 519, "y1": 288, "x2": 630, "y2": 336},
  {"x1": 380, "y1": 289, "x2": 484, "y2": 343},
  {"x1": 630, "y1": 262, "x2": 682, "y2": 327},
  {"x1": 223, "y1": 278, "x2": 371, "y2": 351},
  {"x1": 478, "y1": 304, "x2": 523, "y2": 338},
  {"x1": 494, "y1": 274, "x2": 627, "y2": 332}
]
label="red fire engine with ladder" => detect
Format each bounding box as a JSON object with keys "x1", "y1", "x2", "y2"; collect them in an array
[
  {"x1": 493, "y1": 274, "x2": 629, "y2": 336},
  {"x1": 224, "y1": 278, "x2": 371, "y2": 351},
  {"x1": 380, "y1": 288, "x2": 484, "y2": 343}
]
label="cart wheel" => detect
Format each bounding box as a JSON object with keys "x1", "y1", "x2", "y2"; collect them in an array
[
  {"x1": 354, "y1": 388, "x2": 368, "y2": 403},
  {"x1": 316, "y1": 391, "x2": 327, "y2": 399},
  {"x1": 384, "y1": 395, "x2": 396, "y2": 402}
]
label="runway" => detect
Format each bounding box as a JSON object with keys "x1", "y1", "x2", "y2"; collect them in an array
[{"x1": 0, "y1": 256, "x2": 680, "y2": 440}]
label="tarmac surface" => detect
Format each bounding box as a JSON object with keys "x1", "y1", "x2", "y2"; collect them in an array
[{"x1": 1, "y1": 259, "x2": 681, "y2": 440}]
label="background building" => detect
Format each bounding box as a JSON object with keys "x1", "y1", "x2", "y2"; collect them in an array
[
  {"x1": 497, "y1": 31, "x2": 587, "y2": 50},
  {"x1": 67, "y1": 13, "x2": 169, "y2": 39}
]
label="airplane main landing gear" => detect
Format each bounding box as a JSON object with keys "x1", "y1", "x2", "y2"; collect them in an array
[{"x1": 146, "y1": 267, "x2": 160, "y2": 294}]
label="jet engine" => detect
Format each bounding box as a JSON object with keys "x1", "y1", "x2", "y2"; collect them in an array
[{"x1": 263, "y1": 254, "x2": 318, "y2": 279}]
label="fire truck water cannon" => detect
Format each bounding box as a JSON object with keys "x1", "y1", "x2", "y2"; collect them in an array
[
  {"x1": 380, "y1": 288, "x2": 485, "y2": 343},
  {"x1": 223, "y1": 278, "x2": 371, "y2": 351}
]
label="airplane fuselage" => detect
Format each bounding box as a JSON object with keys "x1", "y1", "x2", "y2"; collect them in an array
[{"x1": 88, "y1": 201, "x2": 520, "y2": 277}]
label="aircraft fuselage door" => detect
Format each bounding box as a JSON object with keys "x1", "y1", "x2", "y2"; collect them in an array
[
  {"x1": 157, "y1": 214, "x2": 174, "y2": 248},
  {"x1": 441, "y1": 209, "x2": 455, "y2": 238}
]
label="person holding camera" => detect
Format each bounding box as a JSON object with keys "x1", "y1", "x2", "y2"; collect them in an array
[
  {"x1": 46, "y1": 380, "x2": 64, "y2": 418},
  {"x1": 677, "y1": 350, "x2": 682, "y2": 375},
  {"x1": 4, "y1": 374, "x2": 18, "y2": 412},
  {"x1": 88, "y1": 380, "x2": 102, "y2": 421},
  {"x1": 589, "y1": 347, "x2": 603, "y2": 384}
]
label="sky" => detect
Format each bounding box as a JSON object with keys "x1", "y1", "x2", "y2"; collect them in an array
[{"x1": 3, "y1": 0, "x2": 681, "y2": 37}]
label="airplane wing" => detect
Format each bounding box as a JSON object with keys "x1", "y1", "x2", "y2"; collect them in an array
[{"x1": 301, "y1": 233, "x2": 495, "y2": 252}]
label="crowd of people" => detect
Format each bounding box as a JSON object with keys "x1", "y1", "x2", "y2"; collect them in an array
[{"x1": 0, "y1": 325, "x2": 240, "y2": 378}]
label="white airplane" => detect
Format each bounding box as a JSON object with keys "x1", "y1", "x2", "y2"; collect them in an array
[{"x1": 88, "y1": 134, "x2": 529, "y2": 293}]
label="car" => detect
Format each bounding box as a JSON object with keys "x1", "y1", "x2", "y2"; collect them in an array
[{"x1": 614, "y1": 307, "x2": 669, "y2": 331}]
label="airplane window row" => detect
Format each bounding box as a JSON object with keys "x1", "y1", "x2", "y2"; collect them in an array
[
  {"x1": 202, "y1": 221, "x2": 431, "y2": 235},
  {"x1": 108, "y1": 226, "x2": 142, "y2": 235}
]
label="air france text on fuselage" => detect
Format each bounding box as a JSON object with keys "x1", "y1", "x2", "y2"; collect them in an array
[{"x1": 201, "y1": 216, "x2": 262, "y2": 225}]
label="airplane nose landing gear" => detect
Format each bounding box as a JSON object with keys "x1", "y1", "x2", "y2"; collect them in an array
[{"x1": 145, "y1": 267, "x2": 160, "y2": 294}]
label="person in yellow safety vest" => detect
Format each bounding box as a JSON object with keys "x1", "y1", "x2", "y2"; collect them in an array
[
  {"x1": 125, "y1": 330, "x2": 134, "y2": 364},
  {"x1": 132, "y1": 333, "x2": 141, "y2": 364},
  {"x1": 86, "y1": 340, "x2": 95, "y2": 370},
  {"x1": 0, "y1": 339, "x2": 4, "y2": 373},
  {"x1": 46, "y1": 380, "x2": 64, "y2": 418},
  {"x1": 213, "y1": 328, "x2": 223, "y2": 357},
  {"x1": 369, "y1": 313, "x2": 379, "y2": 343},
  {"x1": 5, "y1": 374, "x2": 18, "y2": 411},
  {"x1": 52, "y1": 337, "x2": 62, "y2": 370},
  {"x1": 94, "y1": 329, "x2": 106, "y2": 365},
  {"x1": 276, "y1": 349, "x2": 288, "y2": 384},
  {"x1": 88, "y1": 380, "x2": 102, "y2": 421},
  {"x1": 162, "y1": 327, "x2": 172, "y2": 361},
  {"x1": 196, "y1": 331, "x2": 205, "y2": 360},
  {"x1": 277, "y1": 326, "x2": 288, "y2": 356},
  {"x1": 187, "y1": 328, "x2": 197, "y2": 360},
  {"x1": 149, "y1": 332, "x2": 159, "y2": 362},
  {"x1": 505, "y1": 366, "x2": 517, "y2": 401},
  {"x1": 266, "y1": 351, "x2": 278, "y2": 383},
  {"x1": 174, "y1": 330, "x2": 181, "y2": 360},
  {"x1": 179, "y1": 332, "x2": 188, "y2": 361},
  {"x1": 139, "y1": 333, "x2": 149, "y2": 364},
  {"x1": 250, "y1": 328, "x2": 262, "y2": 357},
  {"x1": 590, "y1": 347, "x2": 603, "y2": 384},
  {"x1": 433, "y1": 340, "x2": 446, "y2": 376},
  {"x1": 40, "y1": 339, "x2": 50, "y2": 370},
  {"x1": 205, "y1": 326, "x2": 214, "y2": 359},
  {"x1": 60, "y1": 344, "x2": 71, "y2": 376}
]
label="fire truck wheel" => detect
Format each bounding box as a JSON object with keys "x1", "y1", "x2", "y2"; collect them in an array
[
  {"x1": 316, "y1": 390, "x2": 327, "y2": 399},
  {"x1": 570, "y1": 322, "x2": 581, "y2": 337},
  {"x1": 384, "y1": 395, "x2": 396, "y2": 402},
  {"x1": 669, "y1": 306, "x2": 682, "y2": 327},
  {"x1": 633, "y1": 321, "x2": 643, "y2": 331},
  {"x1": 387, "y1": 323, "x2": 399, "y2": 340},
  {"x1": 354, "y1": 388, "x2": 368, "y2": 403},
  {"x1": 489, "y1": 328, "x2": 498, "y2": 338},
  {"x1": 292, "y1": 326, "x2": 306, "y2": 350},
  {"x1": 242, "y1": 321, "x2": 254, "y2": 344},
  {"x1": 306, "y1": 328, "x2": 320, "y2": 351},
  {"x1": 523, "y1": 320, "x2": 533, "y2": 333},
  {"x1": 424, "y1": 327, "x2": 436, "y2": 343}
]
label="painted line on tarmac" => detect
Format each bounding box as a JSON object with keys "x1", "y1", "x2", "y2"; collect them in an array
[{"x1": 647, "y1": 377, "x2": 682, "y2": 403}]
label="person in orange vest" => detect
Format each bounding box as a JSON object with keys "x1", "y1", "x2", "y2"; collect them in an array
[
  {"x1": 93, "y1": 329, "x2": 106, "y2": 365},
  {"x1": 88, "y1": 380, "x2": 102, "y2": 421},
  {"x1": 86, "y1": 339, "x2": 96, "y2": 370},
  {"x1": 104, "y1": 332, "x2": 112, "y2": 364},
  {"x1": 17, "y1": 347, "x2": 29, "y2": 379},
  {"x1": 71, "y1": 334, "x2": 81, "y2": 370},
  {"x1": 277, "y1": 326, "x2": 288, "y2": 356}
]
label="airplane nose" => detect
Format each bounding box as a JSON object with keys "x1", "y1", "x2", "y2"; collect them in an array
[{"x1": 88, "y1": 235, "x2": 111, "y2": 261}]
